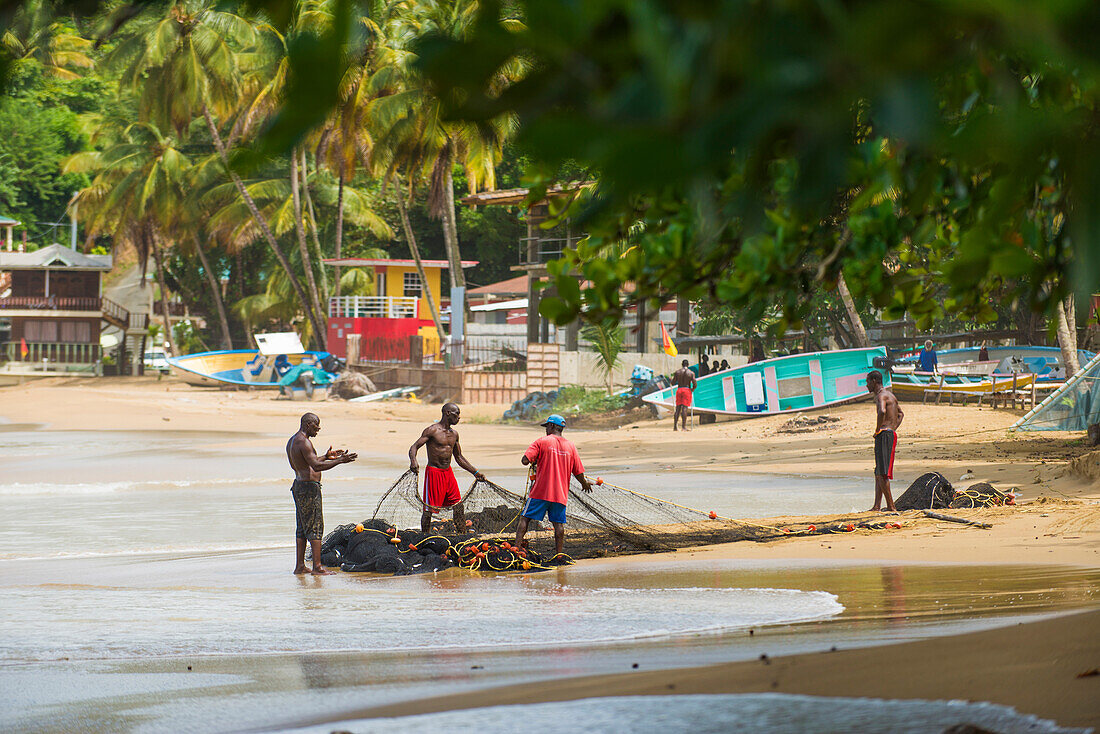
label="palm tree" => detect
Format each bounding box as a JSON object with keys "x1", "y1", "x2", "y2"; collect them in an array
[
  {"x1": 108, "y1": 0, "x2": 328, "y2": 347},
  {"x1": 582, "y1": 319, "x2": 626, "y2": 395},
  {"x1": 370, "y1": 0, "x2": 523, "y2": 353},
  {"x1": 65, "y1": 120, "x2": 191, "y2": 354},
  {"x1": 1, "y1": 0, "x2": 94, "y2": 80}
]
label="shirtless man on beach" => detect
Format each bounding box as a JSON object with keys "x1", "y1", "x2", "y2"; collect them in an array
[
  {"x1": 286, "y1": 412, "x2": 357, "y2": 575},
  {"x1": 409, "y1": 403, "x2": 485, "y2": 533},
  {"x1": 672, "y1": 360, "x2": 697, "y2": 432},
  {"x1": 866, "y1": 371, "x2": 903, "y2": 512}
]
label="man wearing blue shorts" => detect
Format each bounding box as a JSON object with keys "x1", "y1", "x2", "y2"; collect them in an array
[{"x1": 515, "y1": 414, "x2": 592, "y2": 555}]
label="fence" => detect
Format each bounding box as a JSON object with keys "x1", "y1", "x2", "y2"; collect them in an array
[
  {"x1": 3, "y1": 341, "x2": 100, "y2": 364},
  {"x1": 329, "y1": 296, "x2": 419, "y2": 319}
]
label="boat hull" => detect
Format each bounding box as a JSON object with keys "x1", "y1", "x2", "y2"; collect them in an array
[
  {"x1": 167, "y1": 350, "x2": 323, "y2": 388},
  {"x1": 643, "y1": 347, "x2": 889, "y2": 417},
  {"x1": 891, "y1": 370, "x2": 1036, "y2": 397},
  {"x1": 896, "y1": 345, "x2": 1093, "y2": 381}
]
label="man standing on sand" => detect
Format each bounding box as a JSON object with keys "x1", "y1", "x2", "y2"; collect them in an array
[
  {"x1": 672, "y1": 359, "x2": 697, "y2": 432},
  {"x1": 286, "y1": 413, "x2": 357, "y2": 575},
  {"x1": 866, "y1": 371, "x2": 903, "y2": 512},
  {"x1": 409, "y1": 403, "x2": 485, "y2": 533},
  {"x1": 918, "y1": 339, "x2": 938, "y2": 373},
  {"x1": 515, "y1": 414, "x2": 592, "y2": 556}
]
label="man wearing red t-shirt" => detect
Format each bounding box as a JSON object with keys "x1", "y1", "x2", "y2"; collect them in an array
[{"x1": 515, "y1": 414, "x2": 592, "y2": 555}]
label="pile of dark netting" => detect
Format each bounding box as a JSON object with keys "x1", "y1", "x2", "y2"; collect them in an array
[
  {"x1": 316, "y1": 518, "x2": 575, "y2": 574},
  {"x1": 895, "y1": 472, "x2": 1016, "y2": 510}
]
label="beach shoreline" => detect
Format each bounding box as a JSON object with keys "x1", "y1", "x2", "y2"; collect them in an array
[
  {"x1": 287, "y1": 608, "x2": 1100, "y2": 730},
  {"x1": 2, "y1": 377, "x2": 1098, "y2": 730}
]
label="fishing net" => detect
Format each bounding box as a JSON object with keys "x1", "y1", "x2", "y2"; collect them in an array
[
  {"x1": 317, "y1": 469, "x2": 1014, "y2": 575},
  {"x1": 1014, "y1": 352, "x2": 1100, "y2": 432},
  {"x1": 895, "y1": 472, "x2": 955, "y2": 511},
  {"x1": 895, "y1": 472, "x2": 1015, "y2": 510}
]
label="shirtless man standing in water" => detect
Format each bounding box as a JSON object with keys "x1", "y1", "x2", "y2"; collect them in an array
[
  {"x1": 409, "y1": 403, "x2": 485, "y2": 533},
  {"x1": 672, "y1": 359, "x2": 697, "y2": 432},
  {"x1": 286, "y1": 412, "x2": 357, "y2": 575},
  {"x1": 866, "y1": 371, "x2": 903, "y2": 512}
]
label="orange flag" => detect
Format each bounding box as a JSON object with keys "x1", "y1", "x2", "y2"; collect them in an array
[
  {"x1": 20, "y1": 337, "x2": 28, "y2": 360},
  {"x1": 660, "y1": 321, "x2": 678, "y2": 357}
]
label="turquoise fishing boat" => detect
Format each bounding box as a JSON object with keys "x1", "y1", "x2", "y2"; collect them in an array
[{"x1": 643, "y1": 347, "x2": 890, "y2": 417}]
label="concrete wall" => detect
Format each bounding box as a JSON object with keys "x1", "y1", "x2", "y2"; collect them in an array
[{"x1": 558, "y1": 352, "x2": 750, "y2": 389}]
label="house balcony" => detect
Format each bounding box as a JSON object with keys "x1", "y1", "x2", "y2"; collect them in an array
[
  {"x1": 329, "y1": 296, "x2": 419, "y2": 319},
  {"x1": 0, "y1": 295, "x2": 104, "y2": 313},
  {"x1": 0, "y1": 295, "x2": 132, "y2": 330}
]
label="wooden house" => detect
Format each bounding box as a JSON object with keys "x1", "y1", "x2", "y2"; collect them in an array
[{"x1": 0, "y1": 244, "x2": 131, "y2": 367}]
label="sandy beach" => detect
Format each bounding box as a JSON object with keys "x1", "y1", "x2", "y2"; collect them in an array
[{"x1": 1, "y1": 376, "x2": 1098, "y2": 732}]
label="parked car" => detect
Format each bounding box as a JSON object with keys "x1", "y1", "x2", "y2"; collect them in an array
[{"x1": 143, "y1": 348, "x2": 170, "y2": 373}]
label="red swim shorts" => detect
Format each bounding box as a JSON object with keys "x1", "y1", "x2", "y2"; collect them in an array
[
  {"x1": 675, "y1": 387, "x2": 693, "y2": 407},
  {"x1": 423, "y1": 466, "x2": 462, "y2": 511}
]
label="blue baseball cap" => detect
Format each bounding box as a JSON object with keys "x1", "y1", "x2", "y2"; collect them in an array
[{"x1": 541, "y1": 414, "x2": 566, "y2": 428}]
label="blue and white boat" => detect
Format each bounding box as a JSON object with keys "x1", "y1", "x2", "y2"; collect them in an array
[{"x1": 167, "y1": 332, "x2": 329, "y2": 388}]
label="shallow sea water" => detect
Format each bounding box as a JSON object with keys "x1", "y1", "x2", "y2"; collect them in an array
[{"x1": 0, "y1": 425, "x2": 1095, "y2": 734}]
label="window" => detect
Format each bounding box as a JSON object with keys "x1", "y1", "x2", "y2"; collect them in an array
[
  {"x1": 403, "y1": 271, "x2": 423, "y2": 298},
  {"x1": 25, "y1": 320, "x2": 58, "y2": 342},
  {"x1": 59, "y1": 321, "x2": 91, "y2": 343}
]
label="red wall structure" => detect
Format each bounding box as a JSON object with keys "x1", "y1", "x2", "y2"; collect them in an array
[{"x1": 326, "y1": 317, "x2": 434, "y2": 360}]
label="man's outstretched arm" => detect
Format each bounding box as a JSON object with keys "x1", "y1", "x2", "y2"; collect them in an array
[
  {"x1": 300, "y1": 440, "x2": 356, "y2": 472},
  {"x1": 408, "y1": 429, "x2": 431, "y2": 472},
  {"x1": 452, "y1": 438, "x2": 484, "y2": 480}
]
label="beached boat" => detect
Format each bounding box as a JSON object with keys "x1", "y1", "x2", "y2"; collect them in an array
[
  {"x1": 890, "y1": 370, "x2": 1036, "y2": 398},
  {"x1": 896, "y1": 345, "x2": 1093, "y2": 382},
  {"x1": 643, "y1": 347, "x2": 890, "y2": 417},
  {"x1": 167, "y1": 332, "x2": 328, "y2": 388}
]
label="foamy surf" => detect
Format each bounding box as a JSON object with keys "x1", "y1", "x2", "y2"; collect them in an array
[{"x1": 0, "y1": 583, "x2": 843, "y2": 662}]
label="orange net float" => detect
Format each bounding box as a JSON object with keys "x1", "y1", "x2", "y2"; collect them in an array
[
  {"x1": 708, "y1": 511, "x2": 718, "y2": 520},
  {"x1": 354, "y1": 524, "x2": 365, "y2": 533},
  {"x1": 389, "y1": 536, "x2": 401, "y2": 544},
  {"x1": 595, "y1": 477, "x2": 604, "y2": 485},
  {"x1": 845, "y1": 523, "x2": 855, "y2": 532},
  {"x1": 807, "y1": 525, "x2": 817, "y2": 532}
]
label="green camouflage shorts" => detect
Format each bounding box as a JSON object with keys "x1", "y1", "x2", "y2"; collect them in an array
[{"x1": 291, "y1": 479, "x2": 324, "y2": 540}]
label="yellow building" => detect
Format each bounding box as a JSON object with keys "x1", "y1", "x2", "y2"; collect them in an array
[{"x1": 322, "y1": 257, "x2": 477, "y2": 361}]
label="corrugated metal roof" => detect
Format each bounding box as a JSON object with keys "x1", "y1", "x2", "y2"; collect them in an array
[
  {"x1": 0, "y1": 243, "x2": 112, "y2": 270},
  {"x1": 321, "y1": 258, "x2": 478, "y2": 268}
]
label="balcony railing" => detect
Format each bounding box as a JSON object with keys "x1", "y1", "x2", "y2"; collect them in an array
[
  {"x1": 0, "y1": 296, "x2": 102, "y2": 311},
  {"x1": 3, "y1": 341, "x2": 100, "y2": 364},
  {"x1": 518, "y1": 234, "x2": 585, "y2": 266},
  {"x1": 329, "y1": 296, "x2": 419, "y2": 319},
  {"x1": 152, "y1": 301, "x2": 188, "y2": 317}
]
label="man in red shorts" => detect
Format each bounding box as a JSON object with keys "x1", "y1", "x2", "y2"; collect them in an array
[
  {"x1": 866, "y1": 370, "x2": 903, "y2": 512},
  {"x1": 409, "y1": 403, "x2": 484, "y2": 532},
  {"x1": 672, "y1": 359, "x2": 697, "y2": 432}
]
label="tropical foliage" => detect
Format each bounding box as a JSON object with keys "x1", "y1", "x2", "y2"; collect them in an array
[{"x1": 0, "y1": 0, "x2": 1093, "y2": 367}]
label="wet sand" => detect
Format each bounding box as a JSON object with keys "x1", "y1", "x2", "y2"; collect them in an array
[
  {"x1": 305, "y1": 609, "x2": 1099, "y2": 730},
  {"x1": 1, "y1": 377, "x2": 1098, "y2": 731}
]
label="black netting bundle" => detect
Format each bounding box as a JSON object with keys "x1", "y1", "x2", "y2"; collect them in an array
[
  {"x1": 895, "y1": 472, "x2": 1015, "y2": 510},
  {"x1": 948, "y1": 482, "x2": 1016, "y2": 508},
  {"x1": 895, "y1": 472, "x2": 955, "y2": 510}
]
